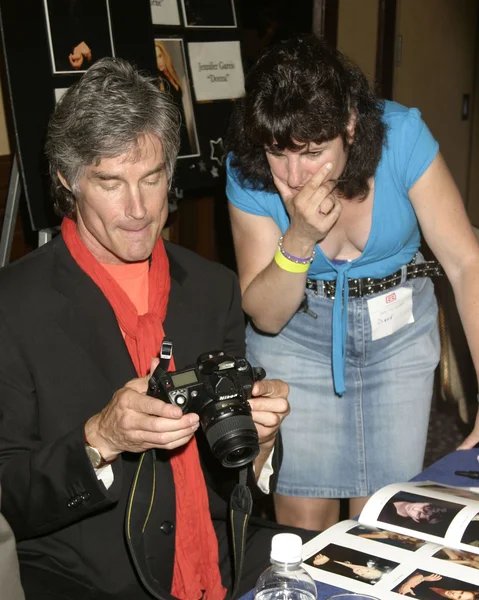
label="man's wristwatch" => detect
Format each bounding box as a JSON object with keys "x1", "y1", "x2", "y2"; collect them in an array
[{"x1": 84, "y1": 432, "x2": 116, "y2": 469}]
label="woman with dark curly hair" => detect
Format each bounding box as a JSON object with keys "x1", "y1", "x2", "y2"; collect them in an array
[{"x1": 225, "y1": 34, "x2": 479, "y2": 530}]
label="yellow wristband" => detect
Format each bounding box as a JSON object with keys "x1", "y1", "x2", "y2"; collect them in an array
[{"x1": 274, "y1": 248, "x2": 310, "y2": 273}]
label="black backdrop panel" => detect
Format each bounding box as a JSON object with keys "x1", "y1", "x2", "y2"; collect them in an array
[{"x1": 0, "y1": 0, "x2": 241, "y2": 231}]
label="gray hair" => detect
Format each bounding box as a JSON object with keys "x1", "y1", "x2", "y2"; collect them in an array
[{"x1": 45, "y1": 57, "x2": 181, "y2": 218}]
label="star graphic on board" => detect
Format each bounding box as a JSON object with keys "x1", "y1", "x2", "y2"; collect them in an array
[
  {"x1": 211, "y1": 165, "x2": 219, "y2": 178},
  {"x1": 209, "y1": 138, "x2": 224, "y2": 166},
  {"x1": 198, "y1": 160, "x2": 207, "y2": 172}
]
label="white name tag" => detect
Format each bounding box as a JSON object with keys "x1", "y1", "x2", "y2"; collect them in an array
[{"x1": 367, "y1": 287, "x2": 414, "y2": 341}]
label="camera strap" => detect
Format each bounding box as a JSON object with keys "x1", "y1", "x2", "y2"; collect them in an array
[
  {"x1": 129, "y1": 338, "x2": 253, "y2": 599},
  {"x1": 159, "y1": 338, "x2": 173, "y2": 371},
  {"x1": 125, "y1": 339, "x2": 178, "y2": 599},
  {"x1": 126, "y1": 449, "x2": 178, "y2": 600},
  {"x1": 229, "y1": 467, "x2": 253, "y2": 600},
  {"x1": 127, "y1": 453, "x2": 253, "y2": 600}
]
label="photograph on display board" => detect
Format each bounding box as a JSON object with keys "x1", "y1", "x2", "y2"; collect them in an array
[
  {"x1": 43, "y1": 0, "x2": 114, "y2": 74},
  {"x1": 180, "y1": 0, "x2": 237, "y2": 28},
  {"x1": 155, "y1": 39, "x2": 200, "y2": 158},
  {"x1": 188, "y1": 41, "x2": 244, "y2": 102},
  {"x1": 150, "y1": 0, "x2": 181, "y2": 26},
  {"x1": 54, "y1": 88, "x2": 69, "y2": 104}
]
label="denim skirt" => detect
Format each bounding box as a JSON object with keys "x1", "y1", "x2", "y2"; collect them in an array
[{"x1": 245, "y1": 275, "x2": 440, "y2": 498}]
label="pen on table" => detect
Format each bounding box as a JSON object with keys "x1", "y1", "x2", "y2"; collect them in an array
[{"x1": 455, "y1": 470, "x2": 479, "y2": 480}]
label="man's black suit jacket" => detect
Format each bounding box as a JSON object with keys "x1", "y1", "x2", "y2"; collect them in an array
[{"x1": 0, "y1": 235, "x2": 268, "y2": 599}]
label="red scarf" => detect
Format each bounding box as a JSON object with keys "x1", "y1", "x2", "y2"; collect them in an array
[{"x1": 62, "y1": 218, "x2": 226, "y2": 600}]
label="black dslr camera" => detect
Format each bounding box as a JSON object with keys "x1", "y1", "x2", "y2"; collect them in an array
[{"x1": 147, "y1": 350, "x2": 266, "y2": 468}]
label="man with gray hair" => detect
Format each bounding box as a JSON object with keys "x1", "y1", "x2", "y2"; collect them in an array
[{"x1": 0, "y1": 58, "x2": 305, "y2": 599}]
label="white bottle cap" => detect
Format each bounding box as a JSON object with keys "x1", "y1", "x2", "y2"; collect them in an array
[{"x1": 270, "y1": 533, "x2": 302, "y2": 563}]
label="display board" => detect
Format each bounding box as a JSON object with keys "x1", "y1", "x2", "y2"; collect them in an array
[{"x1": 0, "y1": 0, "x2": 243, "y2": 230}]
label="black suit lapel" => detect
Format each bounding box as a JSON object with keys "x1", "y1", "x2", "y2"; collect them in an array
[
  {"x1": 51, "y1": 238, "x2": 137, "y2": 390},
  {"x1": 51, "y1": 238, "x2": 190, "y2": 389}
]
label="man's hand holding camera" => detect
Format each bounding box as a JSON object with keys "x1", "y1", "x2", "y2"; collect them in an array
[
  {"x1": 84, "y1": 359, "x2": 289, "y2": 474},
  {"x1": 84, "y1": 359, "x2": 200, "y2": 463}
]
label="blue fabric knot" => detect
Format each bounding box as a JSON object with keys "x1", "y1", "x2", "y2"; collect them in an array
[{"x1": 331, "y1": 262, "x2": 354, "y2": 396}]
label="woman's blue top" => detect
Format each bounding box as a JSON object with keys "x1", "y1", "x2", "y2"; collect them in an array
[{"x1": 226, "y1": 101, "x2": 439, "y2": 395}]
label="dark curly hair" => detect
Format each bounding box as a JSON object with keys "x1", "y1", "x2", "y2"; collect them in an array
[{"x1": 226, "y1": 34, "x2": 386, "y2": 200}]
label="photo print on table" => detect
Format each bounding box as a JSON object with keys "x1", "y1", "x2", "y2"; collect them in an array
[
  {"x1": 393, "y1": 569, "x2": 479, "y2": 599},
  {"x1": 150, "y1": 0, "x2": 181, "y2": 26},
  {"x1": 154, "y1": 38, "x2": 200, "y2": 158},
  {"x1": 377, "y1": 491, "x2": 464, "y2": 538},
  {"x1": 416, "y1": 484, "x2": 479, "y2": 502},
  {"x1": 461, "y1": 512, "x2": 479, "y2": 547},
  {"x1": 180, "y1": 0, "x2": 237, "y2": 28},
  {"x1": 347, "y1": 525, "x2": 427, "y2": 552},
  {"x1": 433, "y1": 547, "x2": 479, "y2": 570},
  {"x1": 187, "y1": 41, "x2": 244, "y2": 102},
  {"x1": 304, "y1": 543, "x2": 399, "y2": 586},
  {"x1": 43, "y1": 0, "x2": 114, "y2": 74}
]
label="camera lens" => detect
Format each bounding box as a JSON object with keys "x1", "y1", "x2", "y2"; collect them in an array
[
  {"x1": 223, "y1": 446, "x2": 257, "y2": 467},
  {"x1": 203, "y1": 415, "x2": 259, "y2": 468},
  {"x1": 230, "y1": 448, "x2": 247, "y2": 456}
]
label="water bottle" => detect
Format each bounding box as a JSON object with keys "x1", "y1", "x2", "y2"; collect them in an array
[{"x1": 254, "y1": 533, "x2": 318, "y2": 600}]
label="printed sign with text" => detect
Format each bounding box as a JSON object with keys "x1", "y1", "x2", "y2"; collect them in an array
[{"x1": 188, "y1": 41, "x2": 244, "y2": 102}]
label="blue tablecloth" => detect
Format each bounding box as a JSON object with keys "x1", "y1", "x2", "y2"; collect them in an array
[{"x1": 240, "y1": 449, "x2": 479, "y2": 600}]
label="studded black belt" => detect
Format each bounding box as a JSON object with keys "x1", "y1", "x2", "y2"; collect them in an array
[{"x1": 306, "y1": 258, "x2": 444, "y2": 300}]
